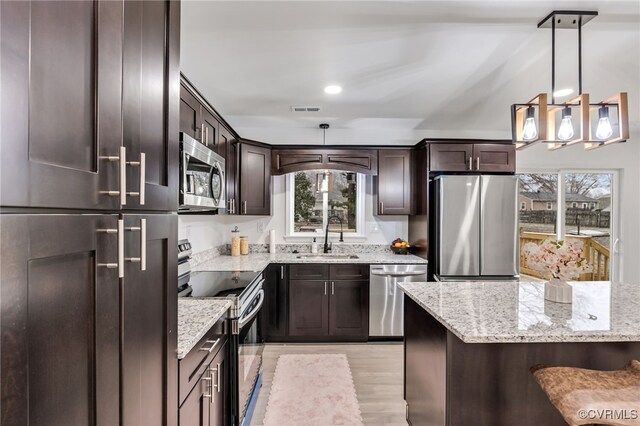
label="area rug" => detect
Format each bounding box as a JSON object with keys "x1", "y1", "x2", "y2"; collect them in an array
[{"x1": 263, "y1": 354, "x2": 364, "y2": 426}]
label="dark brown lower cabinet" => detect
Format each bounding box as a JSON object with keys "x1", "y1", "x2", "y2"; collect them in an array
[
  {"x1": 263, "y1": 264, "x2": 288, "y2": 339},
  {"x1": 288, "y1": 269, "x2": 369, "y2": 341},
  {"x1": 329, "y1": 280, "x2": 369, "y2": 337},
  {"x1": 288, "y1": 280, "x2": 329, "y2": 336},
  {"x1": 122, "y1": 214, "x2": 178, "y2": 426},
  {"x1": 1, "y1": 214, "x2": 120, "y2": 425},
  {"x1": 179, "y1": 341, "x2": 227, "y2": 426}
]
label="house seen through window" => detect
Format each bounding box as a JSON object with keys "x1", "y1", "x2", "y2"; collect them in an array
[{"x1": 290, "y1": 170, "x2": 362, "y2": 236}]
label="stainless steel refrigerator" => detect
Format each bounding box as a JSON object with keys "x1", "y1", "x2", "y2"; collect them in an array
[{"x1": 431, "y1": 175, "x2": 519, "y2": 281}]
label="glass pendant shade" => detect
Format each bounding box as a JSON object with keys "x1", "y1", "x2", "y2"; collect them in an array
[
  {"x1": 595, "y1": 105, "x2": 613, "y2": 140},
  {"x1": 557, "y1": 106, "x2": 574, "y2": 141},
  {"x1": 522, "y1": 106, "x2": 538, "y2": 141}
]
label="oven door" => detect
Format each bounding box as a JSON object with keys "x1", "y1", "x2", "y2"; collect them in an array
[{"x1": 237, "y1": 287, "x2": 264, "y2": 424}]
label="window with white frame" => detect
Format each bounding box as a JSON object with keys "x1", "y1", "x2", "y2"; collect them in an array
[
  {"x1": 287, "y1": 170, "x2": 365, "y2": 237},
  {"x1": 518, "y1": 171, "x2": 616, "y2": 281}
]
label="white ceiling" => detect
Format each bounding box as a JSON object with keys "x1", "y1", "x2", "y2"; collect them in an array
[{"x1": 181, "y1": 1, "x2": 640, "y2": 145}]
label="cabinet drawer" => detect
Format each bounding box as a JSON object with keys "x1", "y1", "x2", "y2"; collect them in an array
[
  {"x1": 179, "y1": 318, "x2": 226, "y2": 406},
  {"x1": 330, "y1": 264, "x2": 370, "y2": 280},
  {"x1": 289, "y1": 264, "x2": 329, "y2": 280}
]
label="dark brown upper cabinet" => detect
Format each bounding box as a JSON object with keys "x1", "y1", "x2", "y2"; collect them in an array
[
  {"x1": 271, "y1": 149, "x2": 378, "y2": 175},
  {"x1": 180, "y1": 84, "x2": 201, "y2": 141},
  {"x1": 123, "y1": 0, "x2": 180, "y2": 212},
  {"x1": 239, "y1": 142, "x2": 272, "y2": 215},
  {"x1": 473, "y1": 143, "x2": 516, "y2": 172},
  {"x1": 201, "y1": 108, "x2": 219, "y2": 153},
  {"x1": 429, "y1": 143, "x2": 474, "y2": 172},
  {"x1": 376, "y1": 149, "x2": 413, "y2": 215},
  {"x1": 1, "y1": 1, "x2": 123, "y2": 210},
  {"x1": 429, "y1": 142, "x2": 515, "y2": 173}
]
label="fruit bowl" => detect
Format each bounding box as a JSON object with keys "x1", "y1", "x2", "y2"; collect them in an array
[{"x1": 390, "y1": 245, "x2": 409, "y2": 255}]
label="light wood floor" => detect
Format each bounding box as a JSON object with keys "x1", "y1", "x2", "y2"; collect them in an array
[{"x1": 249, "y1": 343, "x2": 407, "y2": 426}]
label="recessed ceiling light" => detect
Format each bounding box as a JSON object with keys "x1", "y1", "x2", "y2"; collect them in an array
[
  {"x1": 553, "y1": 88, "x2": 574, "y2": 98},
  {"x1": 324, "y1": 85, "x2": 342, "y2": 95}
]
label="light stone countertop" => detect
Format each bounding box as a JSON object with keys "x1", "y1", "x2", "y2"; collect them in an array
[
  {"x1": 193, "y1": 252, "x2": 427, "y2": 272},
  {"x1": 399, "y1": 280, "x2": 640, "y2": 344},
  {"x1": 177, "y1": 298, "x2": 231, "y2": 359}
]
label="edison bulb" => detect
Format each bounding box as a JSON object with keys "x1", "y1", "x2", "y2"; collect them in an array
[
  {"x1": 522, "y1": 106, "x2": 537, "y2": 141},
  {"x1": 557, "y1": 107, "x2": 574, "y2": 141},
  {"x1": 595, "y1": 106, "x2": 613, "y2": 140}
]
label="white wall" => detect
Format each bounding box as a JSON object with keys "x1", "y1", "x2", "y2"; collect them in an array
[
  {"x1": 178, "y1": 175, "x2": 408, "y2": 254},
  {"x1": 516, "y1": 129, "x2": 640, "y2": 283}
]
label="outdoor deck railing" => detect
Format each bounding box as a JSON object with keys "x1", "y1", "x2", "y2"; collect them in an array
[{"x1": 519, "y1": 231, "x2": 610, "y2": 281}]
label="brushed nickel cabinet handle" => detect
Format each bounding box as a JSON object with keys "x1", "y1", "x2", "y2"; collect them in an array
[
  {"x1": 243, "y1": 200, "x2": 247, "y2": 215},
  {"x1": 202, "y1": 374, "x2": 212, "y2": 399},
  {"x1": 126, "y1": 152, "x2": 145, "y2": 205},
  {"x1": 476, "y1": 156, "x2": 480, "y2": 170},
  {"x1": 215, "y1": 362, "x2": 221, "y2": 393},
  {"x1": 324, "y1": 281, "x2": 327, "y2": 296},
  {"x1": 100, "y1": 146, "x2": 127, "y2": 206},
  {"x1": 468, "y1": 156, "x2": 472, "y2": 171},
  {"x1": 280, "y1": 265, "x2": 284, "y2": 279},
  {"x1": 380, "y1": 201, "x2": 384, "y2": 214},
  {"x1": 199, "y1": 339, "x2": 218, "y2": 353},
  {"x1": 331, "y1": 281, "x2": 335, "y2": 295},
  {"x1": 97, "y1": 218, "x2": 125, "y2": 278},
  {"x1": 125, "y1": 218, "x2": 146, "y2": 271},
  {"x1": 201, "y1": 124, "x2": 205, "y2": 144}
]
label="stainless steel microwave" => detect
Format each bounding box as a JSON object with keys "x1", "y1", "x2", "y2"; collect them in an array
[{"x1": 179, "y1": 133, "x2": 226, "y2": 211}]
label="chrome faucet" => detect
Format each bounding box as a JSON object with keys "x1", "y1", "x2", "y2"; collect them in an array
[{"x1": 323, "y1": 215, "x2": 344, "y2": 253}]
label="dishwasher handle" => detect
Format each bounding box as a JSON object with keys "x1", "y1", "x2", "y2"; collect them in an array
[{"x1": 370, "y1": 270, "x2": 428, "y2": 277}]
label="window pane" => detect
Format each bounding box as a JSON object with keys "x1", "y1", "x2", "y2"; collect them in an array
[
  {"x1": 564, "y1": 173, "x2": 612, "y2": 281},
  {"x1": 518, "y1": 173, "x2": 558, "y2": 280},
  {"x1": 328, "y1": 172, "x2": 357, "y2": 233},
  {"x1": 518, "y1": 173, "x2": 558, "y2": 234},
  {"x1": 292, "y1": 170, "x2": 359, "y2": 234},
  {"x1": 293, "y1": 171, "x2": 324, "y2": 233}
]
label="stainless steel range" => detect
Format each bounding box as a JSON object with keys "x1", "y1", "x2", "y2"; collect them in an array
[{"x1": 177, "y1": 242, "x2": 264, "y2": 426}]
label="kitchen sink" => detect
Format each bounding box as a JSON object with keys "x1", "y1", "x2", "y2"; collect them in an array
[{"x1": 296, "y1": 254, "x2": 359, "y2": 260}]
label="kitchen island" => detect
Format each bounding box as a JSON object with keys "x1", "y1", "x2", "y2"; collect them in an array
[{"x1": 400, "y1": 281, "x2": 640, "y2": 426}]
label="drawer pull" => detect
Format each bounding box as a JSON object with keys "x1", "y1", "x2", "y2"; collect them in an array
[{"x1": 199, "y1": 339, "x2": 218, "y2": 353}]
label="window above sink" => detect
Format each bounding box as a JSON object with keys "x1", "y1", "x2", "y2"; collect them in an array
[{"x1": 285, "y1": 171, "x2": 366, "y2": 241}]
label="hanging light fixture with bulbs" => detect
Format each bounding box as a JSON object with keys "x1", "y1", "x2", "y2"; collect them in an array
[{"x1": 511, "y1": 10, "x2": 629, "y2": 151}]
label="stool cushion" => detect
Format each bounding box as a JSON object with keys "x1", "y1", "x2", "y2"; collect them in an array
[{"x1": 531, "y1": 360, "x2": 640, "y2": 426}]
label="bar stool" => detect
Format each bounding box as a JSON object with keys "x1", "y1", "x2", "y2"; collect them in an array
[{"x1": 530, "y1": 360, "x2": 640, "y2": 425}]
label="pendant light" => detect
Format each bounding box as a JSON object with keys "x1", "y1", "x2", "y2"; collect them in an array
[
  {"x1": 522, "y1": 106, "x2": 538, "y2": 141},
  {"x1": 557, "y1": 106, "x2": 574, "y2": 141},
  {"x1": 511, "y1": 11, "x2": 630, "y2": 150},
  {"x1": 319, "y1": 123, "x2": 329, "y2": 145},
  {"x1": 595, "y1": 106, "x2": 613, "y2": 140}
]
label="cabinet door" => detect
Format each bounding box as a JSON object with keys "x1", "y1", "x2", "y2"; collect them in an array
[
  {"x1": 288, "y1": 280, "x2": 329, "y2": 336},
  {"x1": 1, "y1": 1, "x2": 123, "y2": 210},
  {"x1": 263, "y1": 264, "x2": 289, "y2": 340},
  {"x1": 377, "y1": 149, "x2": 412, "y2": 214},
  {"x1": 329, "y1": 280, "x2": 369, "y2": 338},
  {"x1": 180, "y1": 85, "x2": 202, "y2": 141},
  {"x1": 209, "y1": 343, "x2": 228, "y2": 426},
  {"x1": 473, "y1": 143, "x2": 516, "y2": 173},
  {"x1": 226, "y1": 139, "x2": 240, "y2": 214},
  {"x1": 218, "y1": 124, "x2": 234, "y2": 162},
  {"x1": 1, "y1": 214, "x2": 120, "y2": 425},
  {"x1": 239, "y1": 144, "x2": 272, "y2": 215},
  {"x1": 123, "y1": 0, "x2": 179, "y2": 212},
  {"x1": 179, "y1": 367, "x2": 212, "y2": 426},
  {"x1": 122, "y1": 214, "x2": 178, "y2": 426},
  {"x1": 201, "y1": 109, "x2": 219, "y2": 153},
  {"x1": 429, "y1": 144, "x2": 474, "y2": 172}
]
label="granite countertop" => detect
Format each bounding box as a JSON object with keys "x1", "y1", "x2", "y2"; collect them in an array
[
  {"x1": 177, "y1": 298, "x2": 231, "y2": 359},
  {"x1": 399, "y1": 281, "x2": 640, "y2": 344},
  {"x1": 193, "y1": 252, "x2": 428, "y2": 272}
]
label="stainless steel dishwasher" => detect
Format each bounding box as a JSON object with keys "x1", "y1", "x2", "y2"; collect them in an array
[{"x1": 369, "y1": 264, "x2": 428, "y2": 337}]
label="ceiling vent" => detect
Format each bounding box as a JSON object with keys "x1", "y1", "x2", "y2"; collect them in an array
[{"x1": 290, "y1": 106, "x2": 322, "y2": 113}]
